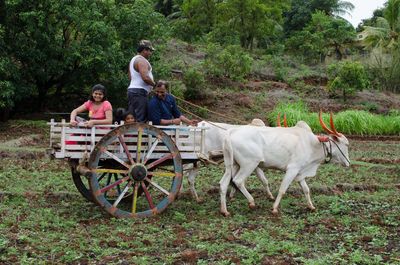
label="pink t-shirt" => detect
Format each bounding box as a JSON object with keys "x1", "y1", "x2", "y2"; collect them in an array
[{"x1": 84, "y1": 100, "x2": 112, "y2": 120}]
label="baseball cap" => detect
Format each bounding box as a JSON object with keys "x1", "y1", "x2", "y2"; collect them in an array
[{"x1": 139, "y1": 40, "x2": 155, "y2": 51}]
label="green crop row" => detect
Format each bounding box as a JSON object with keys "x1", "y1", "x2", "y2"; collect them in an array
[{"x1": 269, "y1": 101, "x2": 400, "y2": 136}]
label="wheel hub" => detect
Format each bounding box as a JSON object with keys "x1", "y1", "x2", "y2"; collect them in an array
[{"x1": 129, "y1": 164, "x2": 147, "y2": 181}]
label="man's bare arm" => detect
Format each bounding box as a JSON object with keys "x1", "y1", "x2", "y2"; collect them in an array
[{"x1": 135, "y1": 58, "x2": 155, "y2": 86}]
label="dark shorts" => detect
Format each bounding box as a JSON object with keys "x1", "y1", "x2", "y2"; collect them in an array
[{"x1": 127, "y1": 88, "x2": 148, "y2": 123}]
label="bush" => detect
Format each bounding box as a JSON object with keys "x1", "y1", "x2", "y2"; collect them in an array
[
  {"x1": 183, "y1": 68, "x2": 205, "y2": 100},
  {"x1": 202, "y1": 43, "x2": 253, "y2": 82},
  {"x1": 327, "y1": 61, "x2": 369, "y2": 101},
  {"x1": 366, "y1": 50, "x2": 400, "y2": 93},
  {"x1": 169, "y1": 81, "x2": 185, "y2": 100}
]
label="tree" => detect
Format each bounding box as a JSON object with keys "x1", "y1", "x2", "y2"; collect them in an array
[
  {"x1": 283, "y1": 0, "x2": 354, "y2": 34},
  {"x1": 175, "y1": 0, "x2": 289, "y2": 50},
  {"x1": 327, "y1": 61, "x2": 369, "y2": 101},
  {"x1": 356, "y1": 9, "x2": 384, "y2": 32},
  {"x1": 360, "y1": 0, "x2": 400, "y2": 52},
  {"x1": 286, "y1": 11, "x2": 355, "y2": 63},
  {"x1": 223, "y1": 0, "x2": 289, "y2": 50},
  {"x1": 359, "y1": 0, "x2": 400, "y2": 92}
]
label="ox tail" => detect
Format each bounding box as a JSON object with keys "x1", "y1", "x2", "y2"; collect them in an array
[{"x1": 222, "y1": 130, "x2": 235, "y2": 183}]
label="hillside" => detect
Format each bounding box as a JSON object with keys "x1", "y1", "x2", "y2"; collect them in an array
[{"x1": 164, "y1": 40, "x2": 400, "y2": 126}]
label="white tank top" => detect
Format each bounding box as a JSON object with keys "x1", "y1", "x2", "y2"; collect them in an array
[{"x1": 128, "y1": 55, "x2": 154, "y2": 93}]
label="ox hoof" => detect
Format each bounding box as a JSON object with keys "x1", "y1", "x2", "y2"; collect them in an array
[
  {"x1": 268, "y1": 195, "x2": 275, "y2": 201},
  {"x1": 196, "y1": 198, "x2": 204, "y2": 204},
  {"x1": 308, "y1": 206, "x2": 316, "y2": 211},
  {"x1": 271, "y1": 209, "x2": 279, "y2": 215},
  {"x1": 221, "y1": 211, "x2": 231, "y2": 217},
  {"x1": 249, "y1": 202, "x2": 256, "y2": 210},
  {"x1": 230, "y1": 197, "x2": 236, "y2": 202}
]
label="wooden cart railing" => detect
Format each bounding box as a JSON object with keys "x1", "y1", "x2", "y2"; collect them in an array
[{"x1": 47, "y1": 119, "x2": 208, "y2": 161}]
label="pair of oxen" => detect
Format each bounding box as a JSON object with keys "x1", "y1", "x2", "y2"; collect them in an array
[{"x1": 183, "y1": 112, "x2": 350, "y2": 216}]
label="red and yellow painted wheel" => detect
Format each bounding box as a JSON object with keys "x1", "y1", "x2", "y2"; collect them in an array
[{"x1": 88, "y1": 123, "x2": 183, "y2": 218}]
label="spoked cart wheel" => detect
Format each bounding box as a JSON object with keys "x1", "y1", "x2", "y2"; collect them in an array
[
  {"x1": 71, "y1": 159, "x2": 133, "y2": 203},
  {"x1": 71, "y1": 163, "x2": 94, "y2": 202},
  {"x1": 88, "y1": 123, "x2": 183, "y2": 218}
]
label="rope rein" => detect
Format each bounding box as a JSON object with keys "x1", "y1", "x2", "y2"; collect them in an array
[
  {"x1": 177, "y1": 106, "x2": 230, "y2": 130},
  {"x1": 330, "y1": 139, "x2": 351, "y2": 165},
  {"x1": 174, "y1": 95, "x2": 248, "y2": 125}
]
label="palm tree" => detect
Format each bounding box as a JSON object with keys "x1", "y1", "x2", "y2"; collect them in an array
[
  {"x1": 359, "y1": 0, "x2": 400, "y2": 92},
  {"x1": 332, "y1": 0, "x2": 355, "y2": 17},
  {"x1": 359, "y1": 0, "x2": 400, "y2": 52}
]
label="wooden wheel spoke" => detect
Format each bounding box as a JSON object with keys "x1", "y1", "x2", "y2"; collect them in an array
[
  {"x1": 145, "y1": 177, "x2": 170, "y2": 196},
  {"x1": 118, "y1": 135, "x2": 135, "y2": 165},
  {"x1": 103, "y1": 150, "x2": 130, "y2": 169},
  {"x1": 96, "y1": 168, "x2": 129, "y2": 174},
  {"x1": 132, "y1": 183, "x2": 139, "y2": 214},
  {"x1": 147, "y1": 171, "x2": 176, "y2": 177},
  {"x1": 112, "y1": 180, "x2": 132, "y2": 208},
  {"x1": 113, "y1": 173, "x2": 121, "y2": 194},
  {"x1": 137, "y1": 130, "x2": 142, "y2": 164},
  {"x1": 146, "y1": 153, "x2": 173, "y2": 170},
  {"x1": 142, "y1": 138, "x2": 160, "y2": 165},
  {"x1": 103, "y1": 173, "x2": 112, "y2": 197},
  {"x1": 141, "y1": 182, "x2": 154, "y2": 209},
  {"x1": 101, "y1": 176, "x2": 130, "y2": 193},
  {"x1": 97, "y1": 172, "x2": 107, "y2": 182}
]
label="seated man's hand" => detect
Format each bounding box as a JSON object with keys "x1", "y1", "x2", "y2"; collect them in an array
[
  {"x1": 172, "y1": 118, "x2": 181, "y2": 125},
  {"x1": 190, "y1": 119, "x2": 199, "y2": 126}
]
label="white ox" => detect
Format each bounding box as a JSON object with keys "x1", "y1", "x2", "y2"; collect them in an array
[
  {"x1": 220, "y1": 113, "x2": 350, "y2": 216},
  {"x1": 181, "y1": 119, "x2": 275, "y2": 202}
]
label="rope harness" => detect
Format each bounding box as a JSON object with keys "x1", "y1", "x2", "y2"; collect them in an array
[
  {"x1": 322, "y1": 140, "x2": 332, "y2": 163},
  {"x1": 322, "y1": 137, "x2": 350, "y2": 165}
]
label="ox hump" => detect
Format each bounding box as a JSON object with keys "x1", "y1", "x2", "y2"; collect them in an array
[
  {"x1": 250, "y1": 118, "x2": 265, "y2": 127},
  {"x1": 295, "y1": 121, "x2": 312, "y2": 132}
]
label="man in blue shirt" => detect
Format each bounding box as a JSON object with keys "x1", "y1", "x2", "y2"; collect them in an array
[{"x1": 147, "y1": 80, "x2": 198, "y2": 126}]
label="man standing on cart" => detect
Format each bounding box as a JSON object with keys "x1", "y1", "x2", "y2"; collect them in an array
[
  {"x1": 127, "y1": 40, "x2": 156, "y2": 123},
  {"x1": 147, "y1": 80, "x2": 198, "y2": 126}
]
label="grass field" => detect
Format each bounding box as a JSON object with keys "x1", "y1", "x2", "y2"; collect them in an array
[{"x1": 0, "y1": 136, "x2": 399, "y2": 264}]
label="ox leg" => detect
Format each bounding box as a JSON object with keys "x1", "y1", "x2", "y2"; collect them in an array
[
  {"x1": 180, "y1": 163, "x2": 202, "y2": 203},
  {"x1": 299, "y1": 179, "x2": 315, "y2": 211},
  {"x1": 272, "y1": 169, "x2": 298, "y2": 214},
  {"x1": 255, "y1": 167, "x2": 275, "y2": 201},
  {"x1": 219, "y1": 167, "x2": 233, "y2": 217},
  {"x1": 232, "y1": 163, "x2": 258, "y2": 210},
  {"x1": 187, "y1": 166, "x2": 203, "y2": 203},
  {"x1": 229, "y1": 164, "x2": 240, "y2": 201}
]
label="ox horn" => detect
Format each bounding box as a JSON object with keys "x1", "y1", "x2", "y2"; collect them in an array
[
  {"x1": 277, "y1": 112, "x2": 287, "y2": 127},
  {"x1": 319, "y1": 110, "x2": 342, "y2": 137},
  {"x1": 329, "y1": 113, "x2": 342, "y2": 137}
]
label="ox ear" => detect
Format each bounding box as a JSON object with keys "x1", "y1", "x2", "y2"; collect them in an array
[{"x1": 331, "y1": 135, "x2": 339, "y2": 142}]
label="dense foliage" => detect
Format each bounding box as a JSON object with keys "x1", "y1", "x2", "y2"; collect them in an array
[{"x1": 0, "y1": 0, "x2": 167, "y2": 119}]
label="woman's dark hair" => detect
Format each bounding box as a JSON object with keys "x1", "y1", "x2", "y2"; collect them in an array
[{"x1": 89, "y1": 84, "x2": 107, "y2": 102}]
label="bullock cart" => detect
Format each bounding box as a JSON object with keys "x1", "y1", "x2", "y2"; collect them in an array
[{"x1": 47, "y1": 119, "x2": 208, "y2": 218}]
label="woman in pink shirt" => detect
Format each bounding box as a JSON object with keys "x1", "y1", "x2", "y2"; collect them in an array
[{"x1": 69, "y1": 84, "x2": 113, "y2": 127}]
